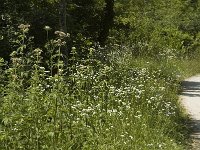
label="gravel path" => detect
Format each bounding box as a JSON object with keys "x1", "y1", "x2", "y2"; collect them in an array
[{"x1": 181, "y1": 75, "x2": 200, "y2": 150}]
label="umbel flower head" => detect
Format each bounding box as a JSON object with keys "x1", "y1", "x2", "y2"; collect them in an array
[
  {"x1": 55, "y1": 31, "x2": 70, "y2": 39},
  {"x1": 18, "y1": 24, "x2": 30, "y2": 29},
  {"x1": 53, "y1": 39, "x2": 66, "y2": 46},
  {"x1": 18, "y1": 24, "x2": 30, "y2": 33},
  {"x1": 33, "y1": 48, "x2": 43, "y2": 55},
  {"x1": 44, "y1": 26, "x2": 51, "y2": 31}
]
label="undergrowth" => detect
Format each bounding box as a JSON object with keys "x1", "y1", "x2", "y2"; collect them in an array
[{"x1": 0, "y1": 25, "x2": 190, "y2": 149}]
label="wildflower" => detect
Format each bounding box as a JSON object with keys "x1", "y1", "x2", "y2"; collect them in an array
[
  {"x1": 66, "y1": 33, "x2": 70, "y2": 37},
  {"x1": 72, "y1": 47, "x2": 76, "y2": 50},
  {"x1": 44, "y1": 26, "x2": 51, "y2": 31},
  {"x1": 147, "y1": 143, "x2": 153, "y2": 147},
  {"x1": 58, "y1": 69, "x2": 63, "y2": 73},
  {"x1": 129, "y1": 135, "x2": 133, "y2": 140},
  {"x1": 89, "y1": 47, "x2": 95, "y2": 51},
  {"x1": 33, "y1": 48, "x2": 42, "y2": 55},
  {"x1": 53, "y1": 39, "x2": 62, "y2": 46},
  {"x1": 39, "y1": 67, "x2": 45, "y2": 70},
  {"x1": 12, "y1": 58, "x2": 22, "y2": 64},
  {"x1": 1, "y1": 15, "x2": 5, "y2": 20},
  {"x1": 55, "y1": 31, "x2": 70, "y2": 38},
  {"x1": 18, "y1": 24, "x2": 30, "y2": 32},
  {"x1": 158, "y1": 144, "x2": 162, "y2": 148},
  {"x1": 18, "y1": 24, "x2": 30, "y2": 29}
]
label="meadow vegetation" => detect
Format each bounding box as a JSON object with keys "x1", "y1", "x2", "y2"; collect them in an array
[
  {"x1": 1, "y1": 0, "x2": 200, "y2": 149},
  {"x1": 0, "y1": 24, "x2": 195, "y2": 150}
]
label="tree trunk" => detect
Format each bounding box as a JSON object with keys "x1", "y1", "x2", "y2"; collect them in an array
[{"x1": 98, "y1": 0, "x2": 114, "y2": 46}]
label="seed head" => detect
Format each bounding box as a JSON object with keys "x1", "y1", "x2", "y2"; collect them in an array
[{"x1": 55, "y1": 31, "x2": 70, "y2": 38}]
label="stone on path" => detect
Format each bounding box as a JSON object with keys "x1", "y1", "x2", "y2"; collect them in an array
[{"x1": 181, "y1": 75, "x2": 200, "y2": 150}]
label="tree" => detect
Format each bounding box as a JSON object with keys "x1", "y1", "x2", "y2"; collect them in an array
[{"x1": 98, "y1": 0, "x2": 114, "y2": 46}]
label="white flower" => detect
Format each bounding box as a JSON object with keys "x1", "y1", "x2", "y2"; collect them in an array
[{"x1": 44, "y1": 26, "x2": 51, "y2": 31}]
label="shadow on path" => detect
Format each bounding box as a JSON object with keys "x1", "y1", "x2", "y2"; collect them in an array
[
  {"x1": 189, "y1": 120, "x2": 200, "y2": 137},
  {"x1": 181, "y1": 81, "x2": 200, "y2": 97},
  {"x1": 189, "y1": 120, "x2": 200, "y2": 150},
  {"x1": 181, "y1": 78, "x2": 200, "y2": 149},
  {"x1": 181, "y1": 81, "x2": 200, "y2": 90}
]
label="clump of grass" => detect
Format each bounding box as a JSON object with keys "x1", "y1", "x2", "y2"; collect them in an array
[
  {"x1": 178, "y1": 52, "x2": 200, "y2": 78},
  {"x1": 0, "y1": 25, "x2": 190, "y2": 149}
]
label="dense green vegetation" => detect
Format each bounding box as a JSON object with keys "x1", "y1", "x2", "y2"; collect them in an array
[{"x1": 0, "y1": 0, "x2": 200, "y2": 149}]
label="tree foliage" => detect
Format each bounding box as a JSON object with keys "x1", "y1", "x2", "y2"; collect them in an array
[{"x1": 1, "y1": 0, "x2": 200, "y2": 60}]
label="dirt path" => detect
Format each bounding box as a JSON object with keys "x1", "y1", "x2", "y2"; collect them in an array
[{"x1": 181, "y1": 75, "x2": 200, "y2": 150}]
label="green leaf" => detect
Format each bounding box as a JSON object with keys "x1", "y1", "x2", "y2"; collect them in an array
[
  {"x1": 48, "y1": 132, "x2": 54, "y2": 137},
  {"x1": 2, "y1": 117, "x2": 11, "y2": 125}
]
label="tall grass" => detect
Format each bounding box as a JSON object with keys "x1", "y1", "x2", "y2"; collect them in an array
[{"x1": 0, "y1": 25, "x2": 190, "y2": 149}]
